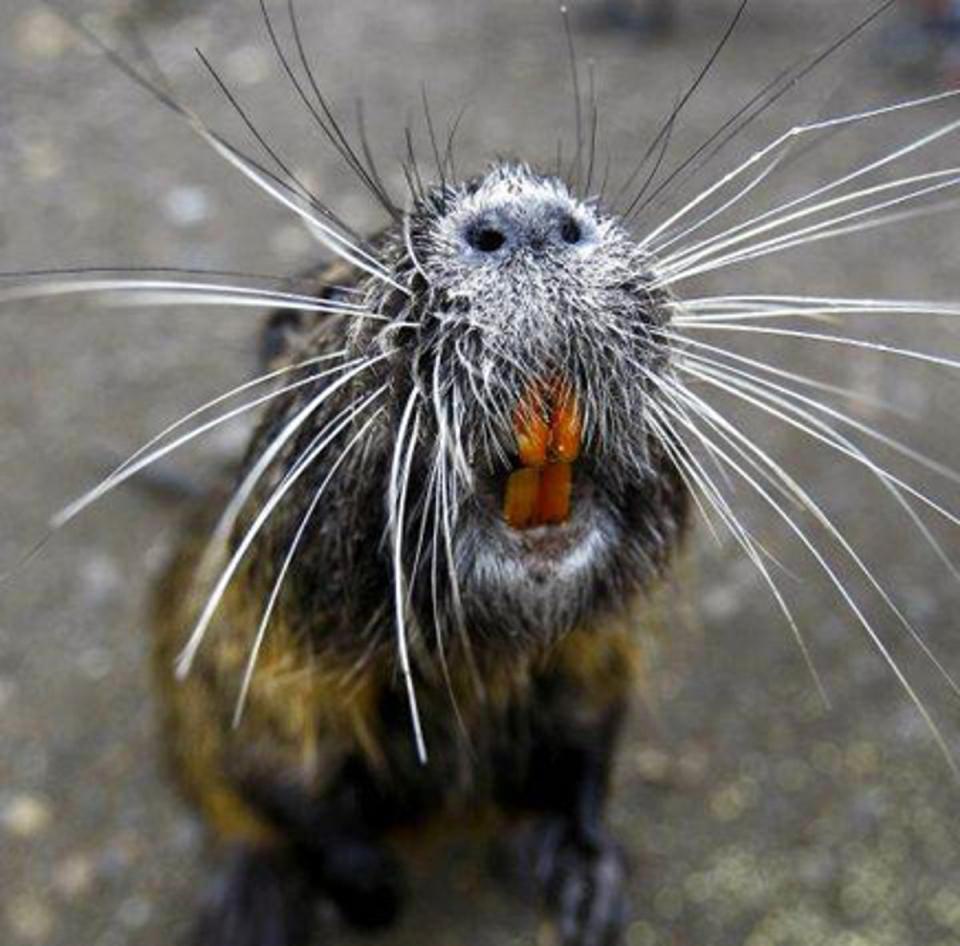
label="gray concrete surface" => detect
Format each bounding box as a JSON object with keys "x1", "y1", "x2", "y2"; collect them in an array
[{"x1": 3, "y1": 1, "x2": 960, "y2": 944}]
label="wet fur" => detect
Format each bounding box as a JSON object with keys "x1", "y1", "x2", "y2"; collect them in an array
[{"x1": 153, "y1": 164, "x2": 689, "y2": 944}]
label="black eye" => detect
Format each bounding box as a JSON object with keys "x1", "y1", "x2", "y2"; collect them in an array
[
  {"x1": 467, "y1": 226, "x2": 506, "y2": 253},
  {"x1": 560, "y1": 216, "x2": 582, "y2": 245}
]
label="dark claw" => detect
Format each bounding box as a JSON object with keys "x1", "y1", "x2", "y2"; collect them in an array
[
  {"x1": 318, "y1": 836, "x2": 404, "y2": 930},
  {"x1": 188, "y1": 846, "x2": 313, "y2": 946},
  {"x1": 519, "y1": 820, "x2": 631, "y2": 946}
]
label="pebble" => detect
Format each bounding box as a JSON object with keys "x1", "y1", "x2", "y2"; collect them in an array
[
  {"x1": 163, "y1": 185, "x2": 213, "y2": 228},
  {"x1": 1, "y1": 794, "x2": 53, "y2": 838},
  {"x1": 15, "y1": 11, "x2": 72, "y2": 60},
  {"x1": 52, "y1": 853, "x2": 95, "y2": 899},
  {"x1": 6, "y1": 894, "x2": 54, "y2": 943},
  {"x1": 223, "y1": 45, "x2": 272, "y2": 87},
  {"x1": 17, "y1": 139, "x2": 64, "y2": 183},
  {"x1": 117, "y1": 896, "x2": 152, "y2": 930},
  {"x1": 78, "y1": 555, "x2": 122, "y2": 608}
]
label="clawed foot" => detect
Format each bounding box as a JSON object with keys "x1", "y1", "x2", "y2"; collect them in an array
[
  {"x1": 509, "y1": 819, "x2": 631, "y2": 946},
  {"x1": 188, "y1": 845, "x2": 313, "y2": 946},
  {"x1": 318, "y1": 835, "x2": 404, "y2": 931}
]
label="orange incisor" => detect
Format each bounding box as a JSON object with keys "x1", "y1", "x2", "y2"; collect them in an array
[{"x1": 504, "y1": 379, "x2": 581, "y2": 529}]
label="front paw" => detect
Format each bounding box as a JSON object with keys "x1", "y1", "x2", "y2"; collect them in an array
[
  {"x1": 188, "y1": 845, "x2": 312, "y2": 946},
  {"x1": 531, "y1": 820, "x2": 631, "y2": 946}
]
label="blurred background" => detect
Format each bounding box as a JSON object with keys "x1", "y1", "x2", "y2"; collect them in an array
[{"x1": 3, "y1": 1, "x2": 960, "y2": 944}]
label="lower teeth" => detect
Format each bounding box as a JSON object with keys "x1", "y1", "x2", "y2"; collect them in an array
[{"x1": 503, "y1": 461, "x2": 572, "y2": 529}]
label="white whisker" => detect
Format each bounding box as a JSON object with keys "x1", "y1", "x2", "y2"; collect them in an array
[
  {"x1": 232, "y1": 394, "x2": 385, "y2": 726},
  {"x1": 0, "y1": 278, "x2": 371, "y2": 313},
  {"x1": 680, "y1": 354, "x2": 960, "y2": 594},
  {"x1": 388, "y1": 390, "x2": 428, "y2": 764},
  {"x1": 51, "y1": 356, "x2": 368, "y2": 531},
  {"x1": 639, "y1": 89, "x2": 960, "y2": 251},
  {"x1": 647, "y1": 389, "x2": 827, "y2": 704},
  {"x1": 175, "y1": 379, "x2": 385, "y2": 679},
  {"x1": 197, "y1": 128, "x2": 408, "y2": 295},
  {"x1": 653, "y1": 378, "x2": 960, "y2": 776},
  {"x1": 193, "y1": 354, "x2": 391, "y2": 603},
  {"x1": 658, "y1": 174, "x2": 960, "y2": 286},
  {"x1": 671, "y1": 322, "x2": 960, "y2": 373}
]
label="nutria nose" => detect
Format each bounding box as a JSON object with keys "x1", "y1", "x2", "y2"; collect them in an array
[{"x1": 462, "y1": 206, "x2": 590, "y2": 258}]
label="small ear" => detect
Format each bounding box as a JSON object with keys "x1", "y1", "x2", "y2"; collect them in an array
[{"x1": 259, "y1": 259, "x2": 358, "y2": 370}]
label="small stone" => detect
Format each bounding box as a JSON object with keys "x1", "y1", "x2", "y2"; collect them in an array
[
  {"x1": 78, "y1": 646, "x2": 114, "y2": 681},
  {"x1": 78, "y1": 554, "x2": 122, "y2": 607},
  {"x1": 6, "y1": 894, "x2": 54, "y2": 942},
  {"x1": 118, "y1": 896, "x2": 152, "y2": 929},
  {"x1": 223, "y1": 45, "x2": 272, "y2": 87},
  {"x1": 163, "y1": 185, "x2": 213, "y2": 227},
  {"x1": 53, "y1": 853, "x2": 95, "y2": 899},
  {"x1": 709, "y1": 778, "x2": 759, "y2": 822},
  {"x1": 18, "y1": 139, "x2": 64, "y2": 182},
  {"x1": 16, "y1": 11, "x2": 72, "y2": 60},
  {"x1": 675, "y1": 745, "x2": 710, "y2": 787},
  {"x1": 634, "y1": 747, "x2": 671, "y2": 783},
  {"x1": 2, "y1": 794, "x2": 53, "y2": 838}
]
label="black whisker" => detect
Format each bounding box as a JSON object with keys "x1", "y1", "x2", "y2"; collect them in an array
[
  {"x1": 282, "y1": 0, "x2": 400, "y2": 217},
  {"x1": 634, "y1": 0, "x2": 899, "y2": 220},
  {"x1": 443, "y1": 104, "x2": 470, "y2": 183},
  {"x1": 621, "y1": 0, "x2": 750, "y2": 215},
  {"x1": 354, "y1": 97, "x2": 397, "y2": 214},
  {"x1": 404, "y1": 124, "x2": 426, "y2": 203},
  {"x1": 559, "y1": 3, "x2": 585, "y2": 192},
  {"x1": 421, "y1": 85, "x2": 447, "y2": 202},
  {"x1": 195, "y1": 48, "x2": 347, "y2": 229}
]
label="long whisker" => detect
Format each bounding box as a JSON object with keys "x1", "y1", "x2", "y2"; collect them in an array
[
  {"x1": 658, "y1": 166, "x2": 960, "y2": 278},
  {"x1": 388, "y1": 391, "x2": 428, "y2": 763},
  {"x1": 675, "y1": 365, "x2": 960, "y2": 703},
  {"x1": 646, "y1": 390, "x2": 827, "y2": 703},
  {"x1": 256, "y1": 0, "x2": 398, "y2": 217},
  {"x1": 195, "y1": 46, "x2": 342, "y2": 237},
  {"x1": 670, "y1": 321, "x2": 960, "y2": 374},
  {"x1": 232, "y1": 395, "x2": 385, "y2": 726},
  {"x1": 678, "y1": 354, "x2": 960, "y2": 588},
  {"x1": 620, "y1": 0, "x2": 750, "y2": 215},
  {"x1": 632, "y1": 0, "x2": 901, "y2": 220},
  {"x1": 44, "y1": 8, "x2": 369, "y2": 245},
  {"x1": 0, "y1": 266, "x2": 290, "y2": 282},
  {"x1": 55, "y1": 10, "x2": 405, "y2": 293},
  {"x1": 661, "y1": 333, "x2": 960, "y2": 487},
  {"x1": 51, "y1": 356, "x2": 369, "y2": 531},
  {"x1": 674, "y1": 294, "x2": 960, "y2": 323},
  {"x1": 0, "y1": 278, "x2": 377, "y2": 316},
  {"x1": 175, "y1": 377, "x2": 386, "y2": 678},
  {"x1": 0, "y1": 350, "x2": 350, "y2": 584},
  {"x1": 658, "y1": 179, "x2": 960, "y2": 286},
  {"x1": 193, "y1": 353, "x2": 392, "y2": 594},
  {"x1": 654, "y1": 379, "x2": 960, "y2": 776},
  {"x1": 651, "y1": 150, "x2": 788, "y2": 256},
  {"x1": 657, "y1": 328, "x2": 901, "y2": 416},
  {"x1": 637, "y1": 89, "x2": 960, "y2": 252},
  {"x1": 655, "y1": 99, "x2": 960, "y2": 263},
  {"x1": 189, "y1": 131, "x2": 407, "y2": 293}
]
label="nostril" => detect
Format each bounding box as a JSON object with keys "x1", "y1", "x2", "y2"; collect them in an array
[
  {"x1": 559, "y1": 215, "x2": 582, "y2": 245},
  {"x1": 467, "y1": 226, "x2": 507, "y2": 253}
]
